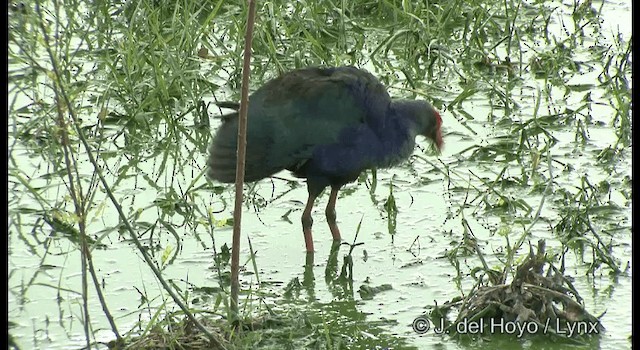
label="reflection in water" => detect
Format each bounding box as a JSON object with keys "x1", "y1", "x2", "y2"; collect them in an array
[
  {"x1": 303, "y1": 240, "x2": 363, "y2": 302},
  {"x1": 292, "y1": 241, "x2": 416, "y2": 349}
]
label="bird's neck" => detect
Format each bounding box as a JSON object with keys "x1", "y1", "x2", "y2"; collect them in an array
[{"x1": 370, "y1": 106, "x2": 419, "y2": 168}]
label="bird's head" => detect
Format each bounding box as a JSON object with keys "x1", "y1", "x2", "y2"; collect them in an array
[
  {"x1": 393, "y1": 100, "x2": 443, "y2": 152},
  {"x1": 422, "y1": 104, "x2": 443, "y2": 152}
]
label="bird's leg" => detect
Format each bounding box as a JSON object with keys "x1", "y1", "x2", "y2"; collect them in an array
[
  {"x1": 302, "y1": 193, "x2": 317, "y2": 253},
  {"x1": 325, "y1": 186, "x2": 342, "y2": 242}
]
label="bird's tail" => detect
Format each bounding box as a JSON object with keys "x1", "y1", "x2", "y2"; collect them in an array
[{"x1": 206, "y1": 114, "x2": 283, "y2": 183}]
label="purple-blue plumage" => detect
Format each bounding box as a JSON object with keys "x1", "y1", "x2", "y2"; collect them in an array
[{"x1": 207, "y1": 66, "x2": 443, "y2": 252}]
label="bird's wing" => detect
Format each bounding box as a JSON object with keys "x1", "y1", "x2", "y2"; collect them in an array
[{"x1": 207, "y1": 67, "x2": 391, "y2": 183}]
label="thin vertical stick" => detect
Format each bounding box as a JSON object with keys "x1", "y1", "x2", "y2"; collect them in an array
[{"x1": 231, "y1": 0, "x2": 257, "y2": 323}]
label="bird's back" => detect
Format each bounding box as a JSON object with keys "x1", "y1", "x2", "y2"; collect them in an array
[{"x1": 207, "y1": 66, "x2": 391, "y2": 183}]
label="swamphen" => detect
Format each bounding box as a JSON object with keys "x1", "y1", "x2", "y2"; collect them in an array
[{"x1": 207, "y1": 66, "x2": 443, "y2": 252}]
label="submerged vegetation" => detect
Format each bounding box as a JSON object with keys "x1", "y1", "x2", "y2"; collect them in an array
[{"x1": 8, "y1": 0, "x2": 631, "y2": 349}]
